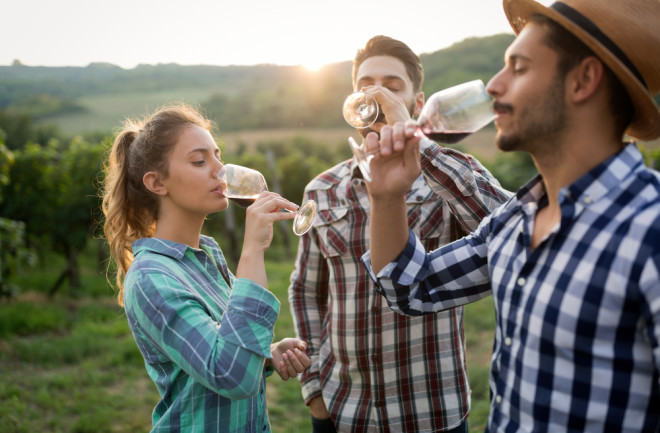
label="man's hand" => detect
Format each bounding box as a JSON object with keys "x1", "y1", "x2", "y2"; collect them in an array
[
  {"x1": 365, "y1": 121, "x2": 422, "y2": 273},
  {"x1": 365, "y1": 121, "x2": 422, "y2": 199},
  {"x1": 360, "y1": 85, "x2": 414, "y2": 135}
]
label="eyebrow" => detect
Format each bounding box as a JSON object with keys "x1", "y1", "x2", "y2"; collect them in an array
[
  {"x1": 506, "y1": 53, "x2": 532, "y2": 64},
  {"x1": 357, "y1": 74, "x2": 406, "y2": 83},
  {"x1": 187, "y1": 148, "x2": 219, "y2": 157}
]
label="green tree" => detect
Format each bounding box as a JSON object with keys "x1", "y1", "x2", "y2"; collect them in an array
[
  {"x1": 0, "y1": 132, "x2": 36, "y2": 298},
  {"x1": 0, "y1": 138, "x2": 105, "y2": 297}
]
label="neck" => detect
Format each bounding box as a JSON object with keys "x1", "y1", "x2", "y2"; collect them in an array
[
  {"x1": 152, "y1": 205, "x2": 206, "y2": 249},
  {"x1": 530, "y1": 125, "x2": 622, "y2": 207}
]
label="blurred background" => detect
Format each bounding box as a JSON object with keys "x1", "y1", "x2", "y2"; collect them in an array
[{"x1": 2, "y1": 3, "x2": 660, "y2": 431}]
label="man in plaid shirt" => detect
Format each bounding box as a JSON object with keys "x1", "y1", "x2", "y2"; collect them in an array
[
  {"x1": 363, "y1": 0, "x2": 660, "y2": 431},
  {"x1": 288, "y1": 35, "x2": 511, "y2": 433}
]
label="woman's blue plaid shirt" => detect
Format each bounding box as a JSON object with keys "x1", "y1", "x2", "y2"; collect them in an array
[{"x1": 124, "y1": 235, "x2": 279, "y2": 433}]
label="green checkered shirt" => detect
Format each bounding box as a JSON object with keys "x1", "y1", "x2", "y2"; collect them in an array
[{"x1": 123, "y1": 235, "x2": 280, "y2": 433}]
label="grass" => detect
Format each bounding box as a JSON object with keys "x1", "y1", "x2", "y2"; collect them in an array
[{"x1": 1, "y1": 239, "x2": 494, "y2": 432}]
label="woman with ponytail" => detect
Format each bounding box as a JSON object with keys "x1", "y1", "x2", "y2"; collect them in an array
[{"x1": 101, "y1": 104, "x2": 310, "y2": 432}]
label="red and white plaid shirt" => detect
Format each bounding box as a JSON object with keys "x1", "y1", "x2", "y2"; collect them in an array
[{"x1": 288, "y1": 138, "x2": 511, "y2": 432}]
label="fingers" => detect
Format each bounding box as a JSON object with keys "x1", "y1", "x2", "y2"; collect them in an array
[
  {"x1": 276, "y1": 348, "x2": 310, "y2": 381},
  {"x1": 371, "y1": 121, "x2": 418, "y2": 157},
  {"x1": 272, "y1": 339, "x2": 311, "y2": 381},
  {"x1": 248, "y1": 192, "x2": 297, "y2": 221},
  {"x1": 362, "y1": 86, "x2": 412, "y2": 125},
  {"x1": 252, "y1": 192, "x2": 297, "y2": 212}
]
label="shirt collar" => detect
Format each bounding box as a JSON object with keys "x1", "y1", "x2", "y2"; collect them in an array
[
  {"x1": 515, "y1": 141, "x2": 643, "y2": 209},
  {"x1": 563, "y1": 141, "x2": 643, "y2": 206},
  {"x1": 132, "y1": 235, "x2": 216, "y2": 260}
]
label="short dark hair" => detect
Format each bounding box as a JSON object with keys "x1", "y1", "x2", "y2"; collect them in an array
[
  {"x1": 530, "y1": 14, "x2": 634, "y2": 136},
  {"x1": 352, "y1": 35, "x2": 424, "y2": 94}
]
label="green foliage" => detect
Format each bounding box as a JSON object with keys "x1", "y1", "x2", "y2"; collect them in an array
[
  {"x1": 0, "y1": 109, "x2": 64, "y2": 149},
  {"x1": 641, "y1": 144, "x2": 660, "y2": 170},
  {"x1": 7, "y1": 94, "x2": 87, "y2": 119},
  {"x1": 0, "y1": 136, "x2": 13, "y2": 197},
  {"x1": 0, "y1": 137, "x2": 106, "y2": 294},
  {"x1": 486, "y1": 151, "x2": 538, "y2": 192},
  {"x1": 0, "y1": 135, "x2": 38, "y2": 298},
  {"x1": 0, "y1": 218, "x2": 37, "y2": 298},
  {"x1": 421, "y1": 34, "x2": 515, "y2": 92}
]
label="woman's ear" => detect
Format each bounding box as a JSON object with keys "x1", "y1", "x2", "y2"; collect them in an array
[{"x1": 143, "y1": 171, "x2": 167, "y2": 196}]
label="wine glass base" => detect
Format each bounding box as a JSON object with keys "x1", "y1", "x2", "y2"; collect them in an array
[{"x1": 292, "y1": 200, "x2": 317, "y2": 236}]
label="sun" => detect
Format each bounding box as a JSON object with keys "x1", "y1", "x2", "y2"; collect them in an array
[{"x1": 301, "y1": 60, "x2": 326, "y2": 72}]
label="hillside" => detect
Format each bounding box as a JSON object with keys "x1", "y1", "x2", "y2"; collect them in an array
[{"x1": 0, "y1": 35, "x2": 514, "y2": 135}]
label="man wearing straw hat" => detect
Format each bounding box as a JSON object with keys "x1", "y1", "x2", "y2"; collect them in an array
[{"x1": 361, "y1": 0, "x2": 660, "y2": 431}]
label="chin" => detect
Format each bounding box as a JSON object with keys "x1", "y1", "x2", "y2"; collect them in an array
[{"x1": 495, "y1": 132, "x2": 521, "y2": 153}]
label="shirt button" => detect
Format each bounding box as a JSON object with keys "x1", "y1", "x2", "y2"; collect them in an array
[
  {"x1": 504, "y1": 337, "x2": 512, "y2": 346},
  {"x1": 583, "y1": 195, "x2": 593, "y2": 204},
  {"x1": 517, "y1": 277, "x2": 526, "y2": 286},
  {"x1": 496, "y1": 395, "x2": 503, "y2": 404}
]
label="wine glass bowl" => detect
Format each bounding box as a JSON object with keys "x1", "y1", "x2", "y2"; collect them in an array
[
  {"x1": 417, "y1": 79, "x2": 496, "y2": 144},
  {"x1": 218, "y1": 164, "x2": 317, "y2": 236},
  {"x1": 342, "y1": 91, "x2": 380, "y2": 129},
  {"x1": 344, "y1": 80, "x2": 496, "y2": 181}
]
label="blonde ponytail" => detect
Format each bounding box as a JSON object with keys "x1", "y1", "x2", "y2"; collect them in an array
[{"x1": 101, "y1": 104, "x2": 212, "y2": 305}]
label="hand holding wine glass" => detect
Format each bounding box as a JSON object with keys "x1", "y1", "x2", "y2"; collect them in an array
[
  {"x1": 218, "y1": 164, "x2": 317, "y2": 236},
  {"x1": 343, "y1": 79, "x2": 496, "y2": 182}
]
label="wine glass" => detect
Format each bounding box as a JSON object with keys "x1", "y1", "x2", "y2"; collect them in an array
[
  {"x1": 345, "y1": 79, "x2": 496, "y2": 182},
  {"x1": 217, "y1": 164, "x2": 317, "y2": 236},
  {"x1": 342, "y1": 91, "x2": 381, "y2": 129}
]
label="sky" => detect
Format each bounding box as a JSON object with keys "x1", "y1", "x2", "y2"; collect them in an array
[{"x1": 2, "y1": 0, "x2": 550, "y2": 70}]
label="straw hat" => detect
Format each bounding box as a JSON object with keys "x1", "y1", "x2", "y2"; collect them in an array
[{"x1": 502, "y1": 0, "x2": 660, "y2": 140}]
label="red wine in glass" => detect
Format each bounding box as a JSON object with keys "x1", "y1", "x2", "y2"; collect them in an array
[
  {"x1": 228, "y1": 196, "x2": 258, "y2": 208},
  {"x1": 422, "y1": 129, "x2": 472, "y2": 144},
  {"x1": 345, "y1": 80, "x2": 496, "y2": 182},
  {"x1": 218, "y1": 164, "x2": 317, "y2": 235}
]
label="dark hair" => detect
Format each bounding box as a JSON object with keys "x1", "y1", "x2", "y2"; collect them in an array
[
  {"x1": 352, "y1": 35, "x2": 424, "y2": 93},
  {"x1": 530, "y1": 14, "x2": 634, "y2": 136},
  {"x1": 101, "y1": 103, "x2": 213, "y2": 305}
]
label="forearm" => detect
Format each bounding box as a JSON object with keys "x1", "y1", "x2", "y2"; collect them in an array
[
  {"x1": 236, "y1": 249, "x2": 267, "y2": 288},
  {"x1": 369, "y1": 194, "x2": 409, "y2": 274}
]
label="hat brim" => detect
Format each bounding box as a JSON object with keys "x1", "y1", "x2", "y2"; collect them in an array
[{"x1": 503, "y1": 0, "x2": 660, "y2": 141}]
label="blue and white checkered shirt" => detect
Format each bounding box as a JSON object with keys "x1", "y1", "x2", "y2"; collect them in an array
[{"x1": 363, "y1": 143, "x2": 660, "y2": 432}]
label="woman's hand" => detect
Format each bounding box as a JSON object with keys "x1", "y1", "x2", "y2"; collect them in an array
[
  {"x1": 243, "y1": 192, "x2": 297, "y2": 252},
  {"x1": 269, "y1": 338, "x2": 311, "y2": 381},
  {"x1": 236, "y1": 192, "x2": 297, "y2": 287}
]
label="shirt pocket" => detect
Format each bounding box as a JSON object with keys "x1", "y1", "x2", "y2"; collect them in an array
[
  {"x1": 313, "y1": 207, "x2": 349, "y2": 258},
  {"x1": 406, "y1": 186, "x2": 451, "y2": 248}
]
